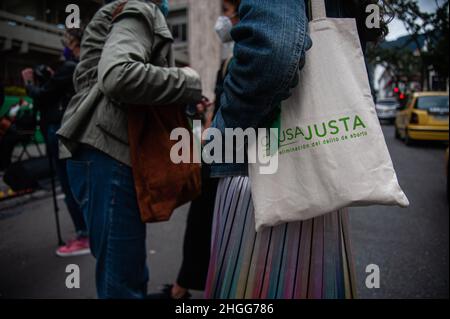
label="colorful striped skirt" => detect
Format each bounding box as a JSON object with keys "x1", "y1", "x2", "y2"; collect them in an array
[{"x1": 204, "y1": 176, "x2": 357, "y2": 299}]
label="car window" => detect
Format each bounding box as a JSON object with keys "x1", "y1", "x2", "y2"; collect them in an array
[
  {"x1": 378, "y1": 100, "x2": 398, "y2": 106},
  {"x1": 415, "y1": 96, "x2": 449, "y2": 111},
  {"x1": 377, "y1": 101, "x2": 398, "y2": 107}
]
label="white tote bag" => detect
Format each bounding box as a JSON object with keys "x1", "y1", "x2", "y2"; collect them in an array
[{"x1": 248, "y1": 0, "x2": 409, "y2": 232}]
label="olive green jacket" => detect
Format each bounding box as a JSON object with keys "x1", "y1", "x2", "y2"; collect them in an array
[{"x1": 57, "y1": 0, "x2": 202, "y2": 165}]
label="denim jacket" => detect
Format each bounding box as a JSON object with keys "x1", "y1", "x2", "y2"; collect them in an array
[{"x1": 209, "y1": 0, "x2": 359, "y2": 178}]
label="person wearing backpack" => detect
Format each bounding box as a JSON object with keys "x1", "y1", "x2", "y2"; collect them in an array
[{"x1": 57, "y1": 0, "x2": 205, "y2": 299}]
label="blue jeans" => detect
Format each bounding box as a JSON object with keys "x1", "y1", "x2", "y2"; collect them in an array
[
  {"x1": 67, "y1": 146, "x2": 148, "y2": 299},
  {"x1": 46, "y1": 124, "x2": 87, "y2": 237}
]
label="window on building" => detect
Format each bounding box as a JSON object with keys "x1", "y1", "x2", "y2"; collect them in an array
[{"x1": 167, "y1": 8, "x2": 188, "y2": 43}]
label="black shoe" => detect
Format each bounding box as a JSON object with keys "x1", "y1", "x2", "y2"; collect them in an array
[{"x1": 147, "y1": 284, "x2": 191, "y2": 300}]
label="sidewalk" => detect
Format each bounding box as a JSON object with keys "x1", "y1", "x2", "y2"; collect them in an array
[{"x1": 0, "y1": 193, "x2": 203, "y2": 298}]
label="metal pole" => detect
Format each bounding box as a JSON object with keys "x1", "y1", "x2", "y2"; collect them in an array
[{"x1": 48, "y1": 152, "x2": 64, "y2": 247}]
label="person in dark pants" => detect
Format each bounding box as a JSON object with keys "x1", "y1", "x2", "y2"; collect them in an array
[
  {"x1": 21, "y1": 29, "x2": 89, "y2": 257},
  {"x1": 172, "y1": 166, "x2": 219, "y2": 297},
  {"x1": 58, "y1": 0, "x2": 204, "y2": 299},
  {"x1": 149, "y1": 0, "x2": 240, "y2": 300}
]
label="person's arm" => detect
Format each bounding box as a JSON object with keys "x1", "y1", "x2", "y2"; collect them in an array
[
  {"x1": 212, "y1": 0, "x2": 312, "y2": 132},
  {"x1": 25, "y1": 63, "x2": 76, "y2": 103},
  {"x1": 98, "y1": 10, "x2": 202, "y2": 106}
]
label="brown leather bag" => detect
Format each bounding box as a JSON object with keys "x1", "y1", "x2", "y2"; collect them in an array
[
  {"x1": 128, "y1": 106, "x2": 202, "y2": 223},
  {"x1": 112, "y1": 1, "x2": 201, "y2": 223}
]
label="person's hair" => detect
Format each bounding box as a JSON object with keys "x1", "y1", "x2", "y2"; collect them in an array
[
  {"x1": 225, "y1": 0, "x2": 241, "y2": 9},
  {"x1": 65, "y1": 27, "x2": 84, "y2": 45}
]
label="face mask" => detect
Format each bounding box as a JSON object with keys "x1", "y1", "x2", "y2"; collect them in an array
[
  {"x1": 63, "y1": 46, "x2": 74, "y2": 61},
  {"x1": 158, "y1": 0, "x2": 169, "y2": 17},
  {"x1": 215, "y1": 16, "x2": 233, "y2": 43}
]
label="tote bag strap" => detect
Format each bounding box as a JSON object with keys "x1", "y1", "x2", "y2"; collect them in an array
[{"x1": 311, "y1": 0, "x2": 327, "y2": 20}]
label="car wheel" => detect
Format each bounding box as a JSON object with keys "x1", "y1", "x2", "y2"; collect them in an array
[
  {"x1": 395, "y1": 126, "x2": 401, "y2": 139},
  {"x1": 405, "y1": 130, "x2": 414, "y2": 146}
]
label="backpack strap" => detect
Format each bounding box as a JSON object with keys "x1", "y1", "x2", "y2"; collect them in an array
[{"x1": 112, "y1": 0, "x2": 129, "y2": 20}]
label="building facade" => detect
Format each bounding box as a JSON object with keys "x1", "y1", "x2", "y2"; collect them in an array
[
  {"x1": 167, "y1": 0, "x2": 222, "y2": 100},
  {"x1": 0, "y1": 0, "x2": 102, "y2": 86},
  {"x1": 0, "y1": 0, "x2": 223, "y2": 100}
]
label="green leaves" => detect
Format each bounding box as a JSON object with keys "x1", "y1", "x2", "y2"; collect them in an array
[{"x1": 368, "y1": 0, "x2": 449, "y2": 90}]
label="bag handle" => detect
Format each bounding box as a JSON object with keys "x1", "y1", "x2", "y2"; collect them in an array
[{"x1": 311, "y1": 0, "x2": 327, "y2": 20}]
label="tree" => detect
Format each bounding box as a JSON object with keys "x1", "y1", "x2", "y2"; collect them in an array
[{"x1": 368, "y1": 0, "x2": 449, "y2": 91}]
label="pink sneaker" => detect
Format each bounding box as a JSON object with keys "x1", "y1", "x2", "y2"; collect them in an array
[{"x1": 56, "y1": 237, "x2": 90, "y2": 257}]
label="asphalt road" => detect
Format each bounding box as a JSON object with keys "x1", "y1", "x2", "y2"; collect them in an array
[
  {"x1": 0, "y1": 124, "x2": 448, "y2": 299},
  {"x1": 349, "y1": 124, "x2": 449, "y2": 299}
]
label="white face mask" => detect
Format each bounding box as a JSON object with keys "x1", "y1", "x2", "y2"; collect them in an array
[{"x1": 215, "y1": 16, "x2": 233, "y2": 43}]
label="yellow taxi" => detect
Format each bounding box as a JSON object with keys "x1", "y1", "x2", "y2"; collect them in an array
[{"x1": 395, "y1": 92, "x2": 449, "y2": 145}]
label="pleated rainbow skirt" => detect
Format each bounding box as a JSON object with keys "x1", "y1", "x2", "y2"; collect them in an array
[{"x1": 205, "y1": 176, "x2": 357, "y2": 299}]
